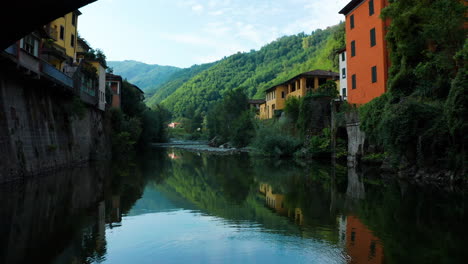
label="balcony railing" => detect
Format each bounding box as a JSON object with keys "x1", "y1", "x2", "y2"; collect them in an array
[
  {"x1": 41, "y1": 61, "x2": 73, "y2": 88},
  {"x1": 45, "y1": 26, "x2": 58, "y2": 41}
]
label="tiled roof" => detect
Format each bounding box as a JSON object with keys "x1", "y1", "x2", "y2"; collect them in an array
[{"x1": 249, "y1": 99, "x2": 266, "y2": 104}]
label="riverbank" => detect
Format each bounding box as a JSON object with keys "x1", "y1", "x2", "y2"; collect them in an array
[{"x1": 152, "y1": 139, "x2": 250, "y2": 155}]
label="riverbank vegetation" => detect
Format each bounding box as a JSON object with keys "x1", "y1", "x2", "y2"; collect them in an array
[
  {"x1": 110, "y1": 80, "x2": 170, "y2": 159},
  {"x1": 359, "y1": 0, "x2": 467, "y2": 175},
  {"x1": 200, "y1": 82, "x2": 345, "y2": 159}
]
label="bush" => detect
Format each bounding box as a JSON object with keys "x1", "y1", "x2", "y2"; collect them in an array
[{"x1": 251, "y1": 125, "x2": 302, "y2": 157}]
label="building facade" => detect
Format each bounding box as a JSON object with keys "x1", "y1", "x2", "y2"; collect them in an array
[
  {"x1": 338, "y1": 49, "x2": 348, "y2": 100},
  {"x1": 259, "y1": 70, "x2": 339, "y2": 119},
  {"x1": 42, "y1": 11, "x2": 81, "y2": 71},
  {"x1": 339, "y1": 0, "x2": 390, "y2": 105},
  {"x1": 106, "y1": 73, "x2": 123, "y2": 108},
  {"x1": 90, "y1": 61, "x2": 107, "y2": 111}
]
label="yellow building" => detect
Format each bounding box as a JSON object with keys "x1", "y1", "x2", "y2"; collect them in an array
[
  {"x1": 259, "y1": 70, "x2": 339, "y2": 119},
  {"x1": 42, "y1": 11, "x2": 81, "y2": 70}
]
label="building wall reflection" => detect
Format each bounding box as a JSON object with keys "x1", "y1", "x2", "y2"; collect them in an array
[{"x1": 346, "y1": 215, "x2": 384, "y2": 264}]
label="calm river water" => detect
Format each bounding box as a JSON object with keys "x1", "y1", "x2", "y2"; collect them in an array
[{"x1": 1, "y1": 148, "x2": 467, "y2": 264}]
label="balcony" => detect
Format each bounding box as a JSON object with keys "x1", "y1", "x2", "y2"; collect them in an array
[
  {"x1": 41, "y1": 61, "x2": 73, "y2": 88},
  {"x1": 44, "y1": 26, "x2": 58, "y2": 41}
]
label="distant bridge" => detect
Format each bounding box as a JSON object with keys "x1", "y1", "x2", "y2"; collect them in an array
[{"x1": 0, "y1": 0, "x2": 96, "y2": 50}]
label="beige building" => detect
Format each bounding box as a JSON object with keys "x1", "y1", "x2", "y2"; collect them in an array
[{"x1": 259, "y1": 70, "x2": 339, "y2": 119}]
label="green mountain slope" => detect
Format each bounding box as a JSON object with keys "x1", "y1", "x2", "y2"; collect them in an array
[
  {"x1": 148, "y1": 23, "x2": 344, "y2": 117},
  {"x1": 146, "y1": 62, "x2": 217, "y2": 107},
  {"x1": 107, "y1": 60, "x2": 181, "y2": 96}
]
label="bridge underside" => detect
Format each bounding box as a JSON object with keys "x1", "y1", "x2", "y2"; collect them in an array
[{"x1": 0, "y1": 0, "x2": 96, "y2": 50}]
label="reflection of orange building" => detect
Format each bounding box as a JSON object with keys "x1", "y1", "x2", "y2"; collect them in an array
[
  {"x1": 346, "y1": 215, "x2": 384, "y2": 264},
  {"x1": 260, "y1": 183, "x2": 287, "y2": 215}
]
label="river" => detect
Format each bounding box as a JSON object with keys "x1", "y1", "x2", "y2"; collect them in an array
[{"x1": 1, "y1": 148, "x2": 466, "y2": 264}]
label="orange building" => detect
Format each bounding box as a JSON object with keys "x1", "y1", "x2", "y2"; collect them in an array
[{"x1": 339, "y1": 0, "x2": 390, "y2": 105}]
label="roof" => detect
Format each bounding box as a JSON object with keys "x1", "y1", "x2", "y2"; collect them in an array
[
  {"x1": 265, "y1": 70, "x2": 340, "y2": 92},
  {"x1": 248, "y1": 99, "x2": 266, "y2": 104},
  {"x1": 132, "y1": 84, "x2": 144, "y2": 94},
  {"x1": 339, "y1": 0, "x2": 365, "y2": 15},
  {"x1": 106, "y1": 73, "x2": 123, "y2": 82},
  {"x1": 336, "y1": 47, "x2": 346, "y2": 54}
]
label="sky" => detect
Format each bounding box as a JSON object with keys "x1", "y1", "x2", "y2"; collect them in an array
[{"x1": 78, "y1": 0, "x2": 350, "y2": 68}]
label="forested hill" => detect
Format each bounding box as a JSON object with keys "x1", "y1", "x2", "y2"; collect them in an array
[
  {"x1": 147, "y1": 23, "x2": 344, "y2": 118},
  {"x1": 146, "y1": 62, "x2": 217, "y2": 107},
  {"x1": 107, "y1": 60, "x2": 181, "y2": 97}
]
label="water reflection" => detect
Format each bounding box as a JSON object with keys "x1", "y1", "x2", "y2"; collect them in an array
[{"x1": 1, "y1": 148, "x2": 467, "y2": 264}]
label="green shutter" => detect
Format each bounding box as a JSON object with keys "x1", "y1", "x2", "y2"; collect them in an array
[
  {"x1": 351, "y1": 41, "x2": 356, "y2": 57},
  {"x1": 372, "y1": 66, "x2": 377, "y2": 83},
  {"x1": 370, "y1": 28, "x2": 376, "y2": 47},
  {"x1": 369, "y1": 0, "x2": 375, "y2": 16},
  {"x1": 352, "y1": 74, "x2": 357, "y2": 89},
  {"x1": 350, "y1": 15, "x2": 355, "y2": 29}
]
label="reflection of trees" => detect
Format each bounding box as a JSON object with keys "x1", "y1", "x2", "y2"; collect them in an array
[
  {"x1": 154, "y1": 150, "x2": 302, "y2": 234},
  {"x1": 356, "y1": 183, "x2": 468, "y2": 264}
]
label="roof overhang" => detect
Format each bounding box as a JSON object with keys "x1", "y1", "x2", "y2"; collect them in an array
[{"x1": 339, "y1": 0, "x2": 365, "y2": 15}]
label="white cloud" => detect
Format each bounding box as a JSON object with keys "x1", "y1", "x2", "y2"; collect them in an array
[{"x1": 192, "y1": 4, "x2": 204, "y2": 12}]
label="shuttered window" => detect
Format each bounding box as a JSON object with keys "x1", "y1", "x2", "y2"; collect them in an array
[
  {"x1": 352, "y1": 74, "x2": 357, "y2": 89},
  {"x1": 351, "y1": 41, "x2": 356, "y2": 57},
  {"x1": 372, "y1": 66, "x2": 377, "y2": 83},
  {"x1": 370, "y1": 28, "x2": 376, "y2": 47},
  {"x1": 369, "y1": 0, "x2": 375, "y2": 16},
  {"x1": 350, "y1": 15, "x2": 355, "y2": 29}
]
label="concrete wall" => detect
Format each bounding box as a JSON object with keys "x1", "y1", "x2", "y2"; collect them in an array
[{"x1": 0, "y1": 70, "x2": 110, "y2": 183}]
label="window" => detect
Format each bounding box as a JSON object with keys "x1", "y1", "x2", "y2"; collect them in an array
[
  {"x1": 342, "y1": 88, "x2": 347, "y2": 97},
  {"x1": 369, "y1": 0, "x2": 375, "y2": 16},
  {"x1": 72, "y1": 13, "x2": 77, "y2": 26},
  {"x1": 341, "y1": 52, "x2": 345, "y2": 61},
  {"x1": 369, "y1": 241, "x2": 377, "y2": 258},
  {"x1": 21, "y1": 35, "x2": 38, "y2": 56},
  {"x1": 71, "y1": 34, "x2": 75, "y2": 47},
  {"x1": 350, "y1": 14, "x2": 355, "y2": 29},
  {"x1": 281, "y1": 91, "x2": 285, "y2": 98},
  {"x1": 351, "y1": 41, "x2": 356, "y2": 57},
  {"x1": 306, "y1": 78, "x2": 314, "y2": 89},
  {"x1": 370, "y1": 28, "x2": 376, "y2": 47},
  {"x1": 372, "y1": 66, "x2": 377, "y2": 83},
  {"x1": 291, "y1": 82, "x2": 296, "y2": 92},
  {"x1": 60, "y1": 26, "x2": 64, "y2": 40},
  {"x1": 342, "y1": 68, "x2": 346, "y2": 79},
  {"x1": 352, "y1": 74, "x2": 357, "y2": 89}
]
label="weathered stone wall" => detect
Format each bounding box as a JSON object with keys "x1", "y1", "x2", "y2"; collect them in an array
[
  {"x1": 0, "y1": 70, "x2": 110, "y2": 183},
  {"x1": 345, "y1": 110, "x2": 365, "y2": 168}
]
